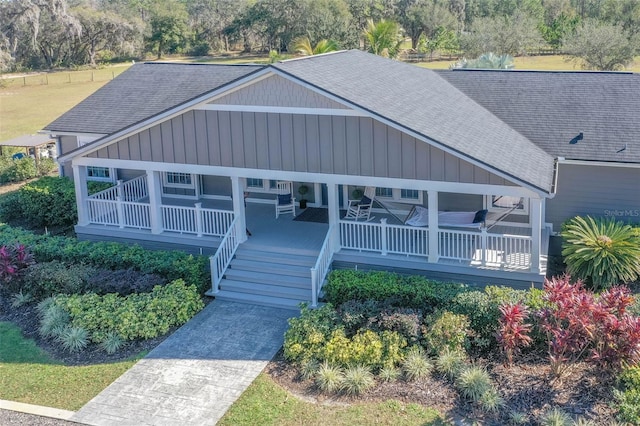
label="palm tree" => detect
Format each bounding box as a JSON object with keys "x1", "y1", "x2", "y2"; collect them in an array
[
  {"x1": 292, "y1": 36, "x2": 338, "y2": 56},
  {"x1": 452, "y1": 52, "x2": 515, "y2": 69},
  {"x1": 363, "y1": 19, "x2": 402, "y2": 59}
]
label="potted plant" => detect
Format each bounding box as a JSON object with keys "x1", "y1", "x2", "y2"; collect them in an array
[
  {"x1": 298, "y1": 184, "x2": 309, "y2": 209},
  {"x1": 351, "y1": 188, "x2": 364, "y2": 200}
]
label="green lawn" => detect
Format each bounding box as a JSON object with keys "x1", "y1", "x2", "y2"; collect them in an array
[
  {"x1": 0, "y1": 321, "x2": 141, "y2": 410},
  {"x1": 219, "y1": 374, "x2": 449, "y2": 426},
  {"x1": 418, "y1": 54, "x2": 640, "y2": 72},
  {"x1": 0, "y1": 65, "x2": 131, "y2": 141}
]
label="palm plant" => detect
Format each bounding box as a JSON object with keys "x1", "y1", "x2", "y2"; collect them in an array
[
  {"x1": 292, "y1": 36, "x2": 338, "y2": 56},
  {"x1": 363, "y1": 19, "x2": 402, "y2": 59},
  {"x1": 453, "y1": 52, "x2": 515, "y2": 69},
  {"x1": 562, "y1": 216, "x2": 640, "y2": 288}
]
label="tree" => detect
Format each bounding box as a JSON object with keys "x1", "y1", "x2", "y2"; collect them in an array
[
  {"x1": 563, "y1": 19, "x2": 637, "y2": 70},
  {"x1": 404, "y1": 0, "x2": 457, "y2": 49},
  {"x1": 302, "y1": 0, "x2": 358, "y2": 50},
  {"x1": 74, "y1": 8, "x2": 139, "y2": 65},
  {"x1": 363, "y1": 19, "x2": 402, "y2": 58},
  {"x1": 145, "y1": 0, "x2": 189, "y2": 59},
  {"x1": 292, "y1": 36, "x2": 338, "y2": 55},
  {"x1": 460, "y1": 9, "x2": 544, "y2": 56}
]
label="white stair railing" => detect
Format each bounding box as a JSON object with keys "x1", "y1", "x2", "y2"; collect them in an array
[
  {"x1": 310, "y1": 225, "x2": 336, "y2": 308},
  {"x1": 210, "y1": 217, "x2": 240, "y2": 294},
  {"x1": 89, "y1": 175, "x2": 148, "y2": 202}
]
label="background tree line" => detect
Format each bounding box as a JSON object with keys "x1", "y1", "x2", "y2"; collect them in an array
[{"x1": 1, "y1": 0, "x2": 638, "y2": 72}]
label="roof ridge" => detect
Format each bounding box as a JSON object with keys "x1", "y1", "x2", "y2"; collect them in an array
[
  {"x1": 448, "y1": 68, "x2": 635, "y2": 75},
  {"x1": 140, "y1": 61, "x2": 264, "y2": 68},
  {"x1": 277, "y1": 50, "x2": 350, "y2": 63}
]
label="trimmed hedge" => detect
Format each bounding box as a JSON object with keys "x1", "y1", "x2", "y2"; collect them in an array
[
  {"x1": 0, "y1": 176, "x2": 112, "y2": 229},
  {"x1": 324, "y1": 270, "x2": 468, "y2": 310},
  {"x1": 0, "y1": 224, "x2": 210, "y2": 293},
  {"x1": 56, "y1": 279, "x2": 204, "y2": 342}
]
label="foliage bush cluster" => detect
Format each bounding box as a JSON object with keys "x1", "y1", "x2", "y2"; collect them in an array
[
  {"x1": 54, "y1": 279, "x2": 203, "y2": 342},
  {"x1": 0, "y1": 224, "x2": 209, "y2": 293},
  {"x1": 0, "y1": 176, "x2": 112, "y2": 229},
  {"x1": 615, "y1": 366, "x2": 640, "y2": 424},
  {"x1": 0, "y1": 243, "x2": 33, "y2": 282},
  {"x1": 562, "y1": 216, "x2": 640, "y2": 289},
  {"x1": 0, "y1": 156, "x2": 56, "y2": 184}
]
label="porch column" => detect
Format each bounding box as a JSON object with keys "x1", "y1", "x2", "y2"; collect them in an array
[
  {"x1": 146, "y1": 170, "x2": 163, "y2": 234},
  {"x1": 73, "y1": 165, "x2": 89, "y2": 226},
  {"x1": 530, "y1": 197, "x2": 543, "y2": 273},
  {"x1": 327, "y1": 183, "x2": 341, "y2": 251},
  {"x1": 427, "y1": 190, "x2": 439, "y2": 263},
  {"x1": 231, "y1": 176, "x2": 248, "y2": 243},
  {"x1": 313, "y1": 183, "x2": 322, "y2": 207}
]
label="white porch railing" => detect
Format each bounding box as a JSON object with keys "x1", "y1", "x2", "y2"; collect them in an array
[
  {"x1": 310, "y1": 225, "x2": 336, "y2": 308},
  {"x1": 210, "y1": 217, "x2": 240, "y2": 294},
  {"x1": 340, "y1": 219, "x2": 534, "y2": 269},
  {"x1": 161, "y1": 204, "x2": 234, "y2": 237},
  {"x1": 89, "y1": 175, "x2": 148, "y2": 202},
  {"x1": 87, "y1": 199, "x2": 151, "y2": 229}
]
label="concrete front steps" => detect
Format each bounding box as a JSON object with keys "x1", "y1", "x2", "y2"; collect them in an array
[{"x1": 212, "y1": 244, "x2": 318, "y2": 310}]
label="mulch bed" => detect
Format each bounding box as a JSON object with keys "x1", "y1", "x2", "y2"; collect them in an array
[{"x1": 265, "y1": 350, "x2": 618, "y2": 424}]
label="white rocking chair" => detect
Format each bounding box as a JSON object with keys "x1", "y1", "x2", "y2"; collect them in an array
[
  {"x1": 275, "y1": 181, "x2": 296, "y2": 218},
  {"x1": 344, "y1": 186, "x2": 375, "y2": 221}
]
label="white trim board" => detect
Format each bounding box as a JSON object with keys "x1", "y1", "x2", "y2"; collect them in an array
[
  {"x1": 557, "y1": 158, "x2": 640, "y2": 169},
  {"x1": 196, "y1": 104, "x2": 367, "y2": 117},
  {"x1": 73, "y1": 157, "x2": 542, "y2": 198}
]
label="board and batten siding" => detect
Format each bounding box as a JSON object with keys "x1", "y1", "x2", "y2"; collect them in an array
[
  {"x1": 87, "y1": 110, "x2": 514, "y2": 186},
  {"x1": 59, "y1": 135, "x2": 79, "y2": 178},
  {"x1": 546, "y1": 163, "x2": 640, "y2": 229},
  {"x1": 209, "y1": 74, "x2": 348, "y2": 109}
]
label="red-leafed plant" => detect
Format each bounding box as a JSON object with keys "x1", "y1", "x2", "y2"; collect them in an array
[
  {"x1": 0, "y1": 244, "x2": 34, "y2": 282},
  {"x1": 497, "y1": 302, "x2": 532, "y2": 366},
  {"x1": 539, "y1": 275, "x2": 640, "y2": 376}
]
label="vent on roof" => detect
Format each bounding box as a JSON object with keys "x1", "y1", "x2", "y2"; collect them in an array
[{"x1": 569, "y1": 132, "x2": 583, "y2": 144}]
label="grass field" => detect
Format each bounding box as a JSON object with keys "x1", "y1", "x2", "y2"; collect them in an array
[
  {"x1": 0, "y1": 65, "x2": 131, "y2": 141},
  {"x1": 418, "y1": 54, "x2": 640, "y2": 71},
  {"x1": 219, "y1": 374, "x2": 448, "y2": 426},
  {"x1": 0, "y1": 321, "x2": 141, "y2": 410}
]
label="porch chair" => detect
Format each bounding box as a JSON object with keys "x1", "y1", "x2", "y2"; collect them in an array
[
  {"x1": 344, "y1": 186, "x2": 375, "y2": 221},
  {"x1": 275, "y1": 181, "x2": 296, "y2": 218}
]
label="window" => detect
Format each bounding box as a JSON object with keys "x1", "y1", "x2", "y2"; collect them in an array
[
  {"x1": 245, "y1": 178, "x2": 278, "y2": 192},
  {"x1": 86, "y1": 166, "x2": 114, "y2": 182},
  {"x1": 486, "y1": 195, "x2": 528, "y2": 215},
  {"x1": 163, "y1": 172, "x2": 194, "y2": 188},
  {"x1": 373, "y1": 187, "x2": 422, "y2": 204}
]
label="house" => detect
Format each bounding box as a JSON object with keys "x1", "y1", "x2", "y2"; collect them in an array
[{"x1": 46, "y1": 50, "x2": 640, "y2": 309}]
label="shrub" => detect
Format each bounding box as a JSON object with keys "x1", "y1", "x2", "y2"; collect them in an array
[
  {"x1": 562, "y1": 216, "x2": 640, "y2": 289},
  {"x1": 16, "y1": 176, "x2": 78, "y2": 228},
  {"x1": 299, "y1": 358, "x2": 320, "y2": 381},
  {"x1": 284, "y1": 304, "x2": 341, "y2": 364},
  {"x1": 315, "y1": 362, "x2": 344, "y2": 393},
  {"x1": 0, "y1": 224, "x2": 210, "y2": 292},
  {"x1": 37, "y1": 157, "x2": 57, "y2": 176},
  {"x1": 22, "y1": 261, "x2": 95, "y2": 300},
  {"x1": 497, "y1": 302, "x2": 532, "y2": 366},
  {"x1": 539, "y1": 408, "x2": 572, "y2": 426},
  {"x1": 402, "y1": 346, "x2": 432, "y2": 381},
  {"x1": 38, "y1": 302, "x2": 70, "y2": 338},
  {"x1": 342, "y1": 365, "x2": 375, "y2": 395},
  {"x1": 0, "y1": 244, "x2": 33, "y2": 283},
  {"x1": 56, "y1": 279, "x2": 204, "y2": 342},
  {"x1": 325, "y1": 270, "x2": 467, "y2": 310},
  {"x1": 435, "y1": 348, "x2": 467, "y2": 380},
  {"x1": 58, "y1": 326, "x2": 89, "y2": 352},
  {"x1": 615, "y1": 366, "x2": 640, "y2": 424},
  {"x1": 10, "y1": 290, "x2": 33, "y2": 307},
  {"x1": 378, "y1": 366, "x2": 400, "y2": 382},
  {"x1": 449, "y1": 290, "x2": 497, "y2": 350},
  {"x1": 477, "y1": 388, "x2": 503, "y2": 413},
  {"x1": 100, "y1": 331, "x2": 125, "y2": 354},
  {"x1": 373, "y1": 308, "x2": 423, "y2": 345},
  {"x1": 338, "y1": 299, "x2": 384, "y2": 334},
  {"x1": 424, "y1": 310, "x2": 470, "y2": 355},
  {"x1": 456, "y1": 365, "x2": 493, "y2": 403},
  {"x1": 507, "y1": 411, "x2": 529, "y2": 425},
  {"x1": 540, "y1": 276, "x2": 640, "y2": 376},
  {"x1": 0, "y1": 157, "x2": 37, "y2": 183}
]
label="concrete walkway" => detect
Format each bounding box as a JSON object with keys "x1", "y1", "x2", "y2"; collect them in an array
[{"x1": 72, "y1": 300, "x2": 293, "y2": 426}]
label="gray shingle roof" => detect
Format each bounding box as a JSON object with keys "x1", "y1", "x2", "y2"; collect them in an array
[
  {"x1": 437, "y1": 69, "x2": 640, "y2": 164},
  {"x1": 45, "y1": 62, "x2": 263, "y2": 135},
  {"x1": 273, "y1": 50, "x2": 555, "y2": 193}
]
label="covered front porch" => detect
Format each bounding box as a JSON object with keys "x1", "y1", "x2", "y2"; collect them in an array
[{"x1": 74, "y1": 169, "x2": 549, "y2": 307}]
